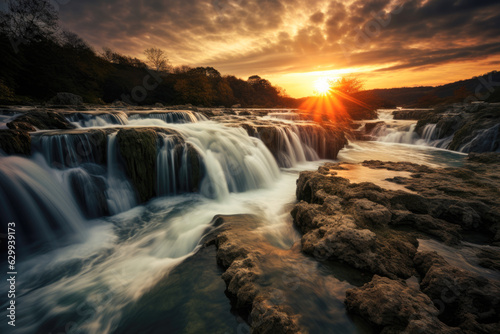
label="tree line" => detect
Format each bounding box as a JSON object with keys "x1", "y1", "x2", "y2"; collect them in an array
[{"x1": 0, "y1": 0, "x2": 295, "y2": 107}]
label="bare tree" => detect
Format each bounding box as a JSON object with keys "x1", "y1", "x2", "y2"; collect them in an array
[
  {"x1": 144, "y1": 47, "x2": 171, "y2": 73},
  {"x1": 0, "y1": 0, "x2": 59, "y2": 43}
]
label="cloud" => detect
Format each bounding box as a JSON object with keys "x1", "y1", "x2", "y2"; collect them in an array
[{"x1": 57, "y1": 0, "x2": 500, "y2": 92}]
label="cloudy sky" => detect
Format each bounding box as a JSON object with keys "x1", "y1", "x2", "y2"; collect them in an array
[{"x1": 57, "y1": 0, "x2": 500, "y2": 97}]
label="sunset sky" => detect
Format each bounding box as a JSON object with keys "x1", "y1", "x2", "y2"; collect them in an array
[{"x1": 57, "y1": 0, "x2": 500, "y2": 98}]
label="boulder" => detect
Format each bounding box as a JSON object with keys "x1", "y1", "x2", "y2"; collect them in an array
[
  {"x1": 117, "y1": 128, "x2": 158, "y2": 203},
  {"x1": 0, "y1": 130, "x2": 31, "y2": 155},
  {"x1": 48, "y1": 92, "x2": 83, "y2": 105},
  {"x1": 7, "y1": 110, "x2": 75, "y2": 130},
  {"x1": 212, "y1": 215, "x2": 303, "y2": 334},
  {"x1": 415, "y1": 251, "x2": 500, "y2": 332},
  {"x1": 345, "y1": 275, "x2": 461, "y2": 333}
]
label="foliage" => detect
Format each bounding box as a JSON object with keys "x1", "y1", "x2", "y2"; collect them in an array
[
  {"x1": 329, "y1": 77, "x2": 364, "y2": 95},
  {"x1": 0, "y1": 3, "x2": 293, "y2": 107}
]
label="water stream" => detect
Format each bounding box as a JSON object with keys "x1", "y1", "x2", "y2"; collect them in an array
[{"x1": 0, "y1": 108, "x2": 471, "y2": 333}]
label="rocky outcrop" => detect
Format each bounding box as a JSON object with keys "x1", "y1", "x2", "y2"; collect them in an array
[
  {"x1": 209, "y1": 215, "x2": 304, "y2": 334},
  {"x1": 345, "y1": 275, "x2": 461, "y2": 333},
  {"x1": 7, "y1": 110, "x2": 75, "y2": 130},
  {"x1": 415, "y1": 251, "x2": 500, "y2": 332},
  {"x1": 0, "y1": 129, "x2": 31, "y2": 155},
  {"x1": 393, "y1": 109, "x2": 434, "y2": 120},
  {"x1": 415, "y1": 104, "x2": 500, "y2": 153},
  {"x1": 292, "y1": 167, "x2": 418, "y2": 279},
  {"x1": 293, "y1": 158, "x2": 500, "y2": 333},
  {"x1": 48, "y1": 92, "x2": 83, "y2": 106},
  {"x1": 117, "y1": 128, "x2": 158, "y2": 203}
]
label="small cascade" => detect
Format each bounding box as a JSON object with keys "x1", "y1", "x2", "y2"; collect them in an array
[
  {"x1": 458, "y1": 123, "x2": 500, "y2": 153},
  {"x1": 66, "y1": 111, "x2": 129, "y2": 127},
  {"x1": 106, "y1": 133, "x2": 137, "y2": 214},
  {"x1": 31, "y1": 131, "x2": 137, "y2": 216},
  {"x1": 32, "y1": 130, "x2": 107, "y2": 168},
  {"x1": 170, "y1": 123, "x2": 281, "y2": 200},
  {"x1": 377, "y1": 109, "x2": 396, "y2": 120},
  {"x1": 128, "y1": 110, "x2": 207, "y2": 123},
  {"x1": 375, "y1": 123, "x2": 420, "y2": 144},
  {"x1": 0, "y1": 155, "x2": 86, "y2": 251},
  {"x1": 415, "y1": 123, "x2": 453, "y2": 149}
]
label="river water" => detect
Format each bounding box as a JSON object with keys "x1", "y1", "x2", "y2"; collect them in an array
[{"x1": 0, "y1": 108, "x2": 467, "y2": 334}]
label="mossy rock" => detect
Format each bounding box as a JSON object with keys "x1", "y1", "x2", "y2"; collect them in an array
[
  {"x1": 7, "y1": 110, "x2": 75, "y2": 130},
  {"x1": 117, "y1": 128, "x2": 158, "y2": 203},
  {"x1": 0, "y1": 130, "x2": 31, "y2": 155}
]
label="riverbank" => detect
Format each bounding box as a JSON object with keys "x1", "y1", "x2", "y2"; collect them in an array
[{"x1": 290, "y1": 153, "x2": 500, "y2": 333}]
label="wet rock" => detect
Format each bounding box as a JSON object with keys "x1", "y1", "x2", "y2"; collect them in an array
[
  {"x1": 211, "y1": 215, "x2": 303, "y2": 334},
  {"x1": 393, "y1": 109, "x2": 434, "y2": 120},
  {"x1": 415, "y1": 104, "x2": 500, "y2": 153},
  {"x1": 467, "y1": 152, "x2": 500, "y2": 164},
  {"x1": 414, "y1": 251, "x2": 500, "y2": 332},
  {"x1": 7, "y1": 110, "x2": 75, "y2": 130},
  {"x1": 353, "y1": 198, "x2": 392, "y2": 227},
  {"x1": 117, "y1": 128, "x2": 158, "y2": 203},
  {"x1": 0, "y1": 129, "x2": 31, "y2": 155},
  {"x1": 6, "y1": 121, "x2": 36, "y2": 131},
  {"x1": 48, "y1": 92, "x2": 83, "y2": 105},
  {"x1": 345, "y1": 275, "x2": 461, "y2": 333}
]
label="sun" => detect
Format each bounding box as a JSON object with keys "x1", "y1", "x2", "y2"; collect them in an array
[{"x1": 313, "y1": 77, "x2": 331, "y2": 95}]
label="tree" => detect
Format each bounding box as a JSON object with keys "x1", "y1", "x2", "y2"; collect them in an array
[
  {"x1": 329, "y1": 76, "x2": 364, "y2": 95},
  {"x1": 144, "y1": 47, "x2": 171, "y2": 73},
  {"x1": 0, "y1": 0, "x2": 58, "y2": 44}
]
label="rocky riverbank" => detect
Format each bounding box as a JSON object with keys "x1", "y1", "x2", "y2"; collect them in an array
[{"x1": 292, "y1": 154, "x2": 500, "y2": 333}]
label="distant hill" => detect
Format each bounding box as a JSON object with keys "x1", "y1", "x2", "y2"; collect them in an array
[{"x1": 362, "y1": 70, "x2": 500, "y2": 107}]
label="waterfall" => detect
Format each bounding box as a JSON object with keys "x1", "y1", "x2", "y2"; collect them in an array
[
  {"x1": 66, "y1": 111, "x2": 129, "y2": 127},
  {"x1": 458, "y1": 123, "x2": 500, "y2": 153},
  {"x1": 106, "y1": 133, "x2": 137, "y2": 214},
  {"x1": 128, "y1": 110, "x2": 207, "y2": 123},
  {"x1": 376, "y1": 123, "x2": 419, "y2": 144},
  {"x1": 415, "y1": 123, "x2": 453, "y2": 149},
  {"x1": 32, "y1": 130, "x2": 107, "y2": 168},
  {"x1": 0, "y1": 154, "x2": 86, "y2": 251},
  {"x1": 168, "y1": 123, "x2": 281, "y2": 200}
]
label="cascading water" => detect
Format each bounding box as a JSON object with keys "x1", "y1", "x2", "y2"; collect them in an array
[
  {"x1": 1, "y1": 106, "x2": 473, "y2": 334},
  {"x1": 165, "y1": 122, "x2": 281, "y2": 200},
  {"x1": 128, "y1": 110, "x2": 207, "y2": 123},
  {"x1": 105, "y1": 133, "x2": 138, "y2": 214},
  {"x1": 0, "y1": 154, "x2": 86, "y2": 251},
  {"x1": 66, "y1": 111, "x2": 129, "y2": 127}
]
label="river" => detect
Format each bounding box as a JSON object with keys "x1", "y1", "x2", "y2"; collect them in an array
[{"x1": 0, "y1": 108, "x2": 467, "y2": 333}]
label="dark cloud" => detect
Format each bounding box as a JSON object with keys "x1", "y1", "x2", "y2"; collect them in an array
[{"x1": 57, "y1": 0, "x2": 500, "y2": 83}]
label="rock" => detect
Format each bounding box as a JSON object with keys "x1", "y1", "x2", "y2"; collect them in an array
[
  {"x1": 154, "y1": 102, "x2": 165, "y2": 108},
  {"x1": 0, "y1": 130, "x2": 31, "y2": 155},
  {"x1": 112, "y1": 100, "x2": 129, "y2": 107},
  {"x1": 238, "y1": 110, "x2": 252, "y2": 116},
  {"x1": 393, "y1": 109, "x2": 434, "y2": 120},
  {"x1": 414, "y1": 251, "x2": 500, "y2": 332},
  {"x1": 6, "y1": 121, "x2": 36, "y2": 131},
  {"x1": 48, "y1": 92, "x2": 83, "y2": 105},
  {"x1": 415, "y1": 104, "x2": 500, "y2": 153},
  {"x1": 292, "y1": 169, "x2": 418, "y2": 278},
  {"x1": 212, "y1": 215, "x2": 303, "y2": 334},
  {"x1": 467, "y1": 152, "x2": 500, "y2": 164},
  {"x1": 117, "y1": 128, "x2": 158, "y2": 203},
  {"x1": 231, "y1": 104, "x2": 241, "y2": 108},
  {"x1": 345, "y1": 275, "x2": 461, "y2": 333},
  {"x1": 353, "y1": 198, "x2": 392, "y2": 227},
  {"x1": 7, "y1": 110, "x2": 75, "y2": 130}
]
